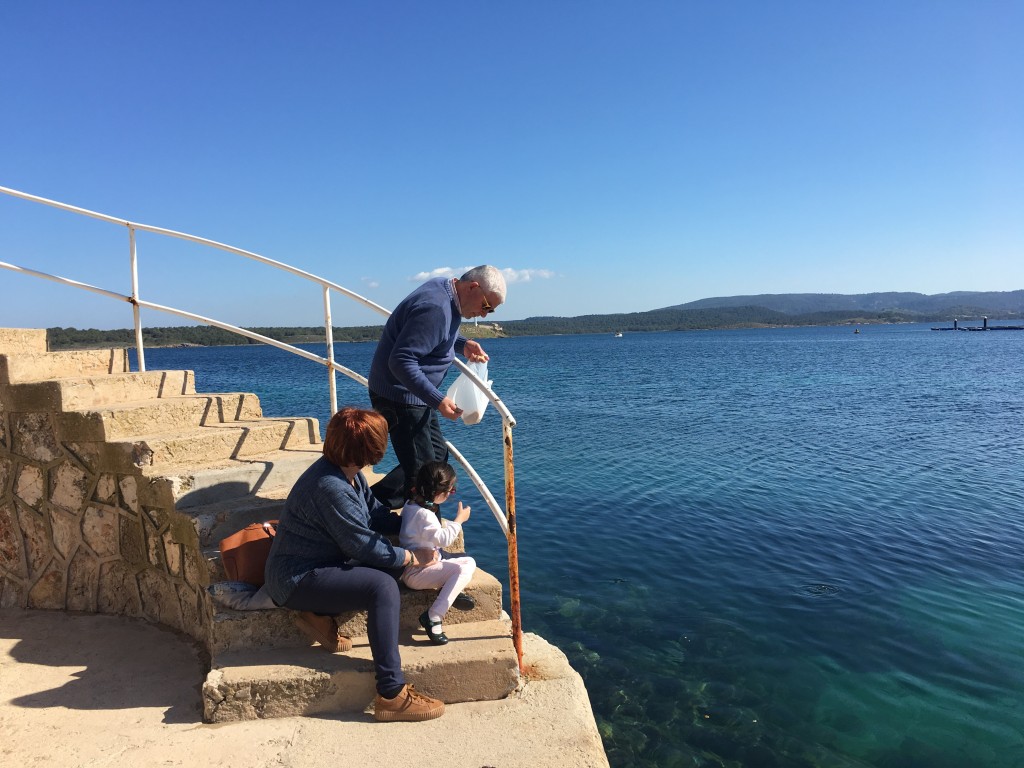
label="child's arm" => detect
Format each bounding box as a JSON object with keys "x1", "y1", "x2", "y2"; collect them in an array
[{"x1": 412, "y1": 506, "x2": 463, "y2": 549}]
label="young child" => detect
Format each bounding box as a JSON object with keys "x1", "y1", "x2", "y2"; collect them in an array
[{"x1": 400, "y1": 461, "x2": 477, "y2": 645}]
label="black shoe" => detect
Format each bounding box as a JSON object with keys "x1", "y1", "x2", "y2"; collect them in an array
[
  {"x1": 419, "y1": 611, "x2": 449, "y2": 645},
  {"x1": 452, "y1": 592, "x2": 476, "y2": 610}
]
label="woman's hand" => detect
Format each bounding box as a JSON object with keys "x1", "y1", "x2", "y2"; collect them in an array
[
  {"x1": 454, "y1": 501, "x2": 471, "y2": 525},
  {"x1": 410, "y1": 549, "x2": 439, "y2": 567}
]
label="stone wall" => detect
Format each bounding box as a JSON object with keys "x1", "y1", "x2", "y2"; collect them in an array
[{"x1": 0, "y1": 400, "x2": 208, "y2": 642}]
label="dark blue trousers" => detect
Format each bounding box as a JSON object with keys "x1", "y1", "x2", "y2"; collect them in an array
[
  {"x1": 284, "y1": 564, "x2": 406, "y2": 697},
  {"x1": 369, "y1": 391, "x2": 449, "y2": 509}
]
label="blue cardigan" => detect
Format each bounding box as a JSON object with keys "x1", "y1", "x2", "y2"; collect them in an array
[
  {"x1": 367, "y1": 277, "x2": 467, "y2": 408},
  {"x1": 263, "y1": 457, "x2": 407, "y2": 606}
]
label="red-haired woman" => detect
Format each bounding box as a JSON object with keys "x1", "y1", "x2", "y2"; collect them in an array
[{"x1": 264, "y1": 407, "x2": 444, "y2": 722}]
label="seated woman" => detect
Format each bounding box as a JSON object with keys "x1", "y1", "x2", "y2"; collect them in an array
[
  {"x1": 400, "y1": 461, "x2": 477, "y2": 645},
  {"x1": 264, "y1": 406, "x2": 444, "y2": 722}
]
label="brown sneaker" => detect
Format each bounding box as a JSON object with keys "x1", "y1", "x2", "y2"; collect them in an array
[
  {"x1": 373, "y1": 684, "x2": 445, "y2": 722},
  {"x1": 294, "y1": 611, "x2": 353, "y2": 653}
]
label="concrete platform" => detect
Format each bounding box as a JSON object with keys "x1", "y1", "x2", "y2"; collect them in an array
[{"x1": 0, "y1": 608, "x2": 609, "y2": 768}]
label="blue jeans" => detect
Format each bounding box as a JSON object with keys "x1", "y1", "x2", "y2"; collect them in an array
[
  {"x1": 284, "y1": 564, "x2": 406, "y2": 697},
  {"x1": 369, "y1": 391, "x2": 449, "y2": 509}
]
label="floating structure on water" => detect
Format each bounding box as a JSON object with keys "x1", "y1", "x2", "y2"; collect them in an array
[{"x1": 932, "y1": 317, "x2": 1024, "y2": 332}]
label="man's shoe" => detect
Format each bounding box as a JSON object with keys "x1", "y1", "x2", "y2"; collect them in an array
[
  {"x1": 373, "y1": 684, "x2": 445, "y2": 722},
  {"x1": 295, "y1": 611, "x2": 353, "y2": 652},
  {"x1": 419, "y1": 611, "x2": 449, "y2": 645},
  {"x1": 452, "y1": 592, "x2": 476, "y2": 610}
]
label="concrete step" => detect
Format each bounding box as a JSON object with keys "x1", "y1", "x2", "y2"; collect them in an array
[
  {"x1": 195, "y1": 455, "x2": 391, "y2": 521},
  {"x1": 55, "y1": 392, "x2": 263, "y2": 441},
  {"x1": 0, "y1": 348, "x2": 129, "y2": 385},
  {"x1": 0, "y1": 328, "x2": 48, "y2": 355},
  {"x1": 135, "y1": 447, "x2": 323, "y2": 511},
  {"x1": 194, "y1": 467, "x2": 458, "y2": 563},
  {"x1": 202, "y1": 617, "x2": 519, "y2": 722},
  {"x1": 76, "y1": 417, "x2": 322, "y2": 474},
  {"x1": 2, "y1": 369, "x2": 196, "y2": 411},
  {"x1": 207, "y1": 568, "x2": 504, "y2": 656},
  {"x1": 191, "y1": 486, "x2": 291, "y2": 549}
]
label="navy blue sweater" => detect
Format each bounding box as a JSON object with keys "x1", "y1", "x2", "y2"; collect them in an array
[
  {"x1": 368, "y1": 277, "x2": 467, "y2": 408},
  {"x1": 263, "y1": 457, "x2": 407, "y2": 606}
]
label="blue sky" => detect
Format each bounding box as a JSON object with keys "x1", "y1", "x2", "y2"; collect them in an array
[{"x1": 1, "y1": 1, "x2": 1021, "y2": 329}]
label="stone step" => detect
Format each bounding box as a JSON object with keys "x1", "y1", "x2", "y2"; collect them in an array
[
  {"x1": 202, "y1": 617, "x2": 519, "y2": 722},
  {"x1": 190, "y1": 487, "x2": 291, "y2": 549},
  {"x1": 73, "y1": 417, "x2": 322, "y2": 475},
  {"x1": 194, "y1": 470, "x2": 460, "y2": 560},
  {"x1": 2, "y1": 369, "x2": 196, "y2": 411},
  {"x1": 195, "y1": 466, "x2": 464, "y2": 583},
  {"x1": 0, "y1": 348, "x2": 129, "y2": 385},
  {"x1": 206, "y1": 568, "x2": 503, "y2": 656},
  {"x1": 0, "y1": 328, "x2": 47, "y2": 355},
  {"x1": 55, "y1": 392, "x2": 263, "y2": 442},
  {"x1": 136, "y1": 447, "x2": 323, "y2": 511}
]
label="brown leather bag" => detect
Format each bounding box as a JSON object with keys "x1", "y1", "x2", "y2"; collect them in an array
[{"x1": 219, "y1": 521, "x2": 278, "y2": 586}]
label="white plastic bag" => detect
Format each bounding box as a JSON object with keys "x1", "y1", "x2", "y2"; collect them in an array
[{"x1": 447, "y1": 361, "x2": 492, "y2": 425}]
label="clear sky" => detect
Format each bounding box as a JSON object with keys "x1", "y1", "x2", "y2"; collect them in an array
[{"x1": 1, "y1": 1, "x2": 1021, "y2": 329}]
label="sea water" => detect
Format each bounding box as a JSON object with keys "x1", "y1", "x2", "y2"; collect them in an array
[{"x1": 141, "y1": 324, "x2": 1024, "y2": 768}]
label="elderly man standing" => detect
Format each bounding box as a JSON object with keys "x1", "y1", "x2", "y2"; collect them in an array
[{"x1": 368, "y1": 265, "x2": 507, "y2": 509}]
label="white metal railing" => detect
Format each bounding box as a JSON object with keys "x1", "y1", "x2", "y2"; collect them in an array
[
  {"x1": 1, "y1": 183, "x2": 526, "y2": 668},
  {"x1": 0, "y1": 184, "x2": 515, "y2": 532}
]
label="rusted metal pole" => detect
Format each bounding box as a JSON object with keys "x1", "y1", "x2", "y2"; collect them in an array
[{"x1": 503, "y1": 418, "x2": 524, "y2": 672}]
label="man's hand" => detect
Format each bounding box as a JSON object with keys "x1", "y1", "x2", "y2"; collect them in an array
[
  {"x1": 438, "y1": 396, "x2": 463, "y2": 421},
  {"x1": 463, "y1": 339, "x2": 489, "y2": 362}
]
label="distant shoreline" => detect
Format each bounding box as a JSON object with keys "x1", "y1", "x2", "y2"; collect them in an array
[
  {"x1": 45, "y1": 317, "x2": 1014, "y2": 351},
  {"x1": 42, "y1": 294, "x2": 1024, "y2": 351}
]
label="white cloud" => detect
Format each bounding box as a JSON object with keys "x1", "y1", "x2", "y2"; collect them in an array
[
  {"x1": 411, "y1": 267, "x2": 462, "y2": 281},
  {"x1": 361, "y1": 277, "x2": 380, "y2": 289},
  {"x1": 501, "y1": 268, "x2": 556, "y2": 283},
  {"x1": 411, "y1": 267, "x2": 556, "y2": 283}
]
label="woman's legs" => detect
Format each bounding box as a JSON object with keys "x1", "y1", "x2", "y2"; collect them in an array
[
  {"x1": 402, "y1": 556, "x2": 476, "y2": 620},
  {"x1": 285, "y1": 565, "x2": 405, "y2": 696}
]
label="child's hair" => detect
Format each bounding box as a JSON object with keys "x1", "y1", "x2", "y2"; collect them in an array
[{"x1": 412, "y1": 461, "x2": 457, "y2": 508}]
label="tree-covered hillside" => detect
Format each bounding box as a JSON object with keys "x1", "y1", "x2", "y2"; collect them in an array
[
  {"x1": 668, "y1": 290, "x2": 1024, "y2": 315},
  {"x1": 498, "y1": 307, "x2": 944, "y2": 337},
  {"x1": 46, "y1": 322, "x2": 505, "y2": 350},
  {"x1": 43, "y1": 291, "x2": 1023, "y2": 349}
]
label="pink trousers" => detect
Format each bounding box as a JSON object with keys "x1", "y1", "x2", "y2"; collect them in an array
[{"x1": 402, "y1": 556, "x2": 476, "y2": 620}]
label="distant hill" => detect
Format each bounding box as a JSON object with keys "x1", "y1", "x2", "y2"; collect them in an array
[
  {"x1": 666, "y1": 290, "x2": 1024, "y2": 316},
  {"x1": 497, "y1": 290, "x2": 1024, "y2": 337}
]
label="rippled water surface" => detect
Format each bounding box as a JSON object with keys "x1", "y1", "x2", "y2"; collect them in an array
[{"x1": 143, "y1": 324, "x2": 1024, "y2": 768}]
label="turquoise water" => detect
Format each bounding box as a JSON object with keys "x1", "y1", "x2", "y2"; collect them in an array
[{"x1": 142, "y1": 324, "x2": 1024, "y2": 768}]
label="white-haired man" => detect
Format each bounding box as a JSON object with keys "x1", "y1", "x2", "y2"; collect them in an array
[{"x1": 368, "y1": 265, "x2": 507, "y2": 509}]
